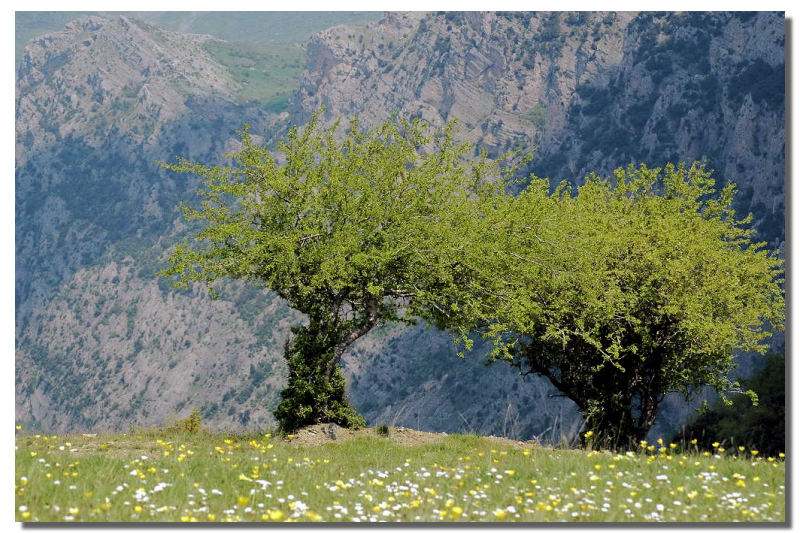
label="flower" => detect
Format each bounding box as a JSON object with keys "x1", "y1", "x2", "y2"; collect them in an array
[
  {"x1": 584, "y1": 431, "x2": 594, "y2": 438},
  {"x1": 303, "y1": 511, "x2": 322, "y2": 521}
]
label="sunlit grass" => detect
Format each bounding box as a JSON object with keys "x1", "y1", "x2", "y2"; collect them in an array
[{"x1": 15, "y1": 429, "x2": 785, "y2": 522}]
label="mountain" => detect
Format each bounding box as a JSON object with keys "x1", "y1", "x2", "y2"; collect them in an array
[
  {"x1": 15, "y1": 12, "x2": 784, "y2": 440},
  {"x1": 295, "y1": 11, "x2": 785, "y2": 246},
  {"x1": 15, "y1": 15, "x2": 290, "y2": 433}
]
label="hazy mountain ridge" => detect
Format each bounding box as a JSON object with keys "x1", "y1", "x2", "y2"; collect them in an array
[
  {"x1": 15, "y1": 12, "x2": 784, "y2": 438},
  {"x1": 16, "y1": 15, "x2": 241, "y2": 160}
]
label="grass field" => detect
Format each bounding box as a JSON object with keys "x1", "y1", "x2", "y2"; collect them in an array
[{"x1": 14, "y1": 427, "x2": 785, "y2": 523}]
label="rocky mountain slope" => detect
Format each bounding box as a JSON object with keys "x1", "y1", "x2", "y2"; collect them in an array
[
  {"x1": 16, "y1": 12, "x2": 784, "y2": 439},
  {"x1": 295, "y1": 11, "x2": 785, "y2": 246},
  {"x1": 15, "y1": 15, "x2": 284, "y2": 433}
]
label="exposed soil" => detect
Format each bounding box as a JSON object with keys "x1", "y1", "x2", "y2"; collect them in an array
[{"x1": 283, "y1": 423, "x2": 534, "y2": 448}]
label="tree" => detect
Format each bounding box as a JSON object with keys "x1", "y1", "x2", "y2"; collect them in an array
[
  {"x1": 161, "y1": 112, "x2": 500, "y2": 432},
  {"x1": 429, "y1": 162, "x2": 784, "y2": 448},
  {"x1": 678, "y1": 350, "x2": 785, "y2": 456}
]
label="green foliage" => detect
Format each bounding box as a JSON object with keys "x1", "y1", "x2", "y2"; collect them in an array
[
  {"x1": 527, "y1": 104, "x2": 548, "y2": 130},
  {"x1": 427, "y1": 162, "x2": 784, "y2": 448},
  {"x1": 274, "y1": 323, "x2": 366, "y2": 433},
  {"x1": 161, "y1": 111, "x2": 506, "y2": 432},
  {"x1": 376, "y1": 424, "x2": 390, "y2": 437},
  {"x1": 680, "y1": 351, "x2": 785, "y2": 456},
  {"x1": 170, "y1": 409, "x2": 204, "y2": 434},
  {"x1": 201, "y1": 41, "x2": 304, "y2": 110}
]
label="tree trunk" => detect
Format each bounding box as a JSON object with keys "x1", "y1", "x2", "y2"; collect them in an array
[{"x1": 273, "y1": 321, "x2": 365, "y2": 433}]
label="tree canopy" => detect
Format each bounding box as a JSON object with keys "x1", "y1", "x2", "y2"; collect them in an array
[
  {"x1": 162, "y1": 109, "x2": 783, "y2": 445},
  {"x1": 427, "y1": 162, "x2": 784, "y2": 447},
  {"x1": 161, "y1": 112, "x2": 505, "y2": 431}
]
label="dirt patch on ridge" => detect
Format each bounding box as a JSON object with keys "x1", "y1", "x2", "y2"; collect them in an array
[{"x1": 283, "y1": 423, "x2": 533, "y2": 448}]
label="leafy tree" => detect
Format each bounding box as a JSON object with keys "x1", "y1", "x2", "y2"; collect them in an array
[
  {"x1": 429, "y1": 162, "x2": 784, "y2": 448},
  {"x1": 678, "y1": 351, "x2": 785, "y2": 456},
  {"x1": 161, "y1": 112, "x2": 500, "y2": 432}
]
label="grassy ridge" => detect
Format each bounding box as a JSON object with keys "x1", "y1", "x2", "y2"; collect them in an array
[
  {"x1": 15, "y1": 429, "x2": 785, "y2": 523},
  {"x1": 201, "y1": 40, "x2": 304, "y2": 111}
]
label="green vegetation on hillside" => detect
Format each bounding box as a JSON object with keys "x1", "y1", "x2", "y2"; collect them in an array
[
  {"x1": 679, "y1": 352, "x2": 785, "y2": 457},
  {"x1": 202, "y1": 41, "x2": 304, "y2": 111},
  {"x1": 14, "y1": 429, "x2": 785, "y2": 522}
]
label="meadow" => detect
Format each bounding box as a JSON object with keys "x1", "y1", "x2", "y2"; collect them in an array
[{"x1": 14, "y1": 426, "x2": 785, "y2": 523}]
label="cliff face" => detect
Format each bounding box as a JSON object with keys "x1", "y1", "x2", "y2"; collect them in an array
[
  {"x1": 16, "y1": 12, "x2": 784, "y2": 439},
  {"x1": 295, "y1": 11, "x2": 785, "y2": 245},
  {"x1": 294, "y1": 12, "x2": 634, "y2": 155}
]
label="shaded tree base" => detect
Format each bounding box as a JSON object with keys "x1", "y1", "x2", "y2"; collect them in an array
[{"x1": 274, "y1": 323, "x2": 366, "y2": 433}]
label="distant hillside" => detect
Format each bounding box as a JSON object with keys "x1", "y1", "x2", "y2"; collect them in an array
[
  {"x1": 15, "y1": 12, "x2": 784, "y2": 441},
  {"x1": 15, "y1": 11, "x2": 381, "y2": 63}
]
